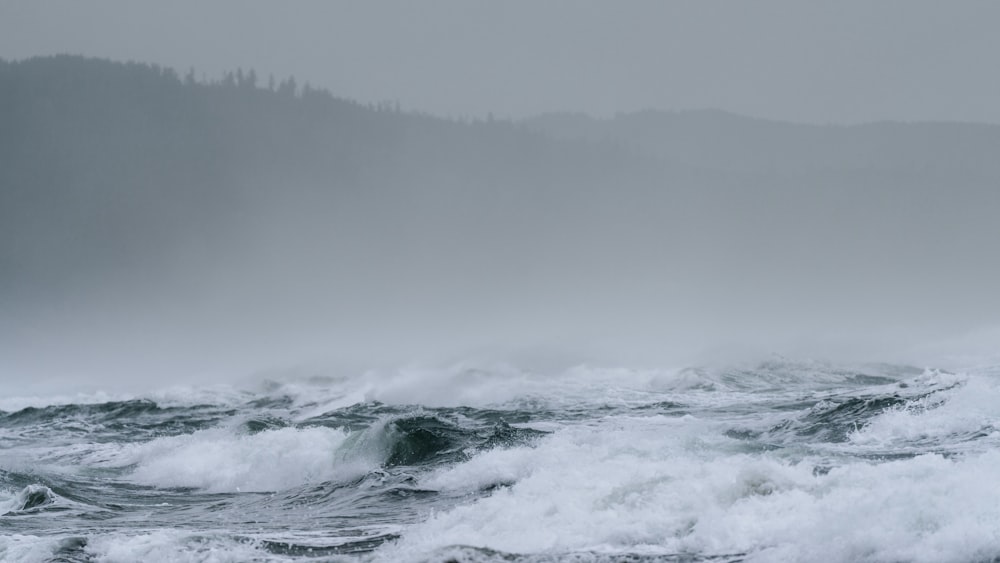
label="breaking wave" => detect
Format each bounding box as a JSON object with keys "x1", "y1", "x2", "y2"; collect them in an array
[{"x1": 3, "y1": 360, "x2": 1000, "y2": 562}]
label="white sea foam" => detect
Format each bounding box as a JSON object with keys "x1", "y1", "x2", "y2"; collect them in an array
[
  {"x1": 0, "y1": 535, "x2": 66, "y2": 563},
  {"x1": 105, "y1": 425, "x2": 370, "y2": 493},
  {"x1": 850, "y1": 371, "x2": 1000, "y2": 451},
  {"x1": 269, "y1": 363, "x2": 742, "y2": 422},
  {"x1": 379, "y1": 411, "x2": 1000, "y2": 562},
  {"x1": 0, "y1": 484, "x2": 55, "y2": 514},
  {"x1": 83, "y1": 530, "x2": 268, "y2": 563},
  {"x1": 0, "y1": 384, "x2": 252, "y2": 413},
  {"x1": 0, "y1": 359, "x2": 919, "y2": 416},
  {"x1": 237, "y1": 359, "x2": 925, "y2": 420},
  {"x1": 252, "y1": 363, "x2": 706, "y2": 411},
  {"x1": 0, "y1": 390, "x2": 135, "y2": 413},
  {"x1": 7, "y1": 360, "x2": 999, "y2": 562}
]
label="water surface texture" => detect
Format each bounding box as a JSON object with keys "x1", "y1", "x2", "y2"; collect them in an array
[{"x1": 3, "y1": 360, "x2": 1000, "y2": 562}]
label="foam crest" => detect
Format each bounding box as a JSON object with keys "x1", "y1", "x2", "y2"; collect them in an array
[
  {"x1": 0, "y1": 390, "x2": 133, "y2": 413},
  {"x1": 850, "y1": 372, "x2": 1000, "y2": 451},
  {"x1": 0, "y1": 535, "x2": 66, "y2": 563},
  {"x1": 313, "y1": 363, "x2": 710, "y2": 413},
  {"x1": 84, "y1": 531, "x2": 266, "y2": 563},
  {"x1": 141, "y1": 384, "x2": 257, "y2": 408},
  {"x1": 360, "y1": 364, "x2": 538, "y2": 407},
  {"x1": 421, "y1": 414, "x2": 722, "y2": 493},
  {"x1": 0, "y1": 359, "x2": 924, "y2": 417},
  {"x1": 0, "y1": 484, "x2": 56, "y2": 514},
  {"x1": 250, "y1": 359, "x2": 921, "y2": 417},
  {"x1": 381, "y1": 416, "x2": 1000, "y2": 562},
  {"x1": 110, "y1": 426, "x2": 368, "y2": 493}
]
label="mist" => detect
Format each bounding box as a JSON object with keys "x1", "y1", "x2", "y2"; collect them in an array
[
  {"x1": 4, "y1": 1, "x2": 1000, "y2": 124},
  {"x1": 10, "y1": 9, "x2": 1000, "y2": 561},
  {"x1": 2, "y1": 3, "x2": 1000, "y2": 393}
]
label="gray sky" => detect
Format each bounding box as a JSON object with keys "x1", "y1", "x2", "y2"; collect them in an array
[{"x1": 2, "y1": 0, "x2": 999, "y2": 124}]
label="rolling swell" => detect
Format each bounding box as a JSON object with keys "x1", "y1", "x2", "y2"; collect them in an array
[
  {"x1": 717, "y1": 367, "x2": 971, "y2": 455},
  {"x1": 0, "y1": 399, "x2": 236, "y2": 442},
  {"x1": 3, "y1": 363, "x2": 999, "y2": 561},
  {"x1": 766, "y1": 394, "x2": 910, "y2": 443},
  {"x1": 385, "y1": 416, "x2": 470, "y2": 466},
  {"x1": 1, "y1": 484, "x2": 56, "y2": 514},
  {"x1": 383, "y1": 416, "x2": 547, "y2": 466}
]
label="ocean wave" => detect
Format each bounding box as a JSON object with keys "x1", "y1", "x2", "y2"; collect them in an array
[
  {"x1": 84, "y1": 408, "x2": 543, "y2": 494},
  {"x1": 81, "y1": 531, "x2": 271, "y2": 563},
  {"x1": 5, "y1": 359, "x2": 1000, "y2": 562},
  {"x1": 104, "y1": 426, "x2": 362, "y2": 493},
  {"x1": 0, "y1": 535, "x2": 76, "y2": 563},
  {"x1": 848, "y1": 370, "x2": 1000, "y2": 453},
  {"x1": 0, "y1": 484, "x2": 57, "y2": 514},
  {"x1": 381, "y1": 417, "x2": 1000, "y2": 563}
]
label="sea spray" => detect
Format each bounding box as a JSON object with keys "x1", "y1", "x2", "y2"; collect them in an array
[{"x1": 3, "y1": 360, "x2": 1000, "y2": 562}]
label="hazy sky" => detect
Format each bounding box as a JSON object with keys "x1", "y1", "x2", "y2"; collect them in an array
[{"x1": 3, "y1": 0, "x2": 999, "y2": 124}]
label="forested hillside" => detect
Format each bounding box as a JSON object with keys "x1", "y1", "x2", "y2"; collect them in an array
[
  {"x1": 2, "y1": 55, "x2": 998, "y2": 376},
  {"x1": 0, "y1": 56, "x2": 665, "y2": 300}
]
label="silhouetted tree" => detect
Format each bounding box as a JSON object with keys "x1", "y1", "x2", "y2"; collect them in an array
[{"x1": 277, "y1": 76, "x2": 296, "y2": 97}]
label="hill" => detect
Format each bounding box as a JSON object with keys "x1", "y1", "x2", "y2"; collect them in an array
[
  {"x1": 525, "y1": 109, "x2": 1000, "y2": 177},
  {"x1": 2, "y1": 55, "x2": 998, "y2": 381}
]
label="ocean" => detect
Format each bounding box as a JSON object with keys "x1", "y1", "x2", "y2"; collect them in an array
[{"x1": 3, "y1": 359, "x2": 1000, "y2": 562}]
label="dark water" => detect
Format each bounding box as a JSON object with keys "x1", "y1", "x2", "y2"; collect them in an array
[{"x1": 3, "y1": 361, "x2": 1000, "y2": 562}]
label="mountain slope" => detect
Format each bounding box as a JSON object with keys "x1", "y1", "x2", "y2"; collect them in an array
[{"x1": 1, "y1": 56, "x2": 998, "y2": 381}]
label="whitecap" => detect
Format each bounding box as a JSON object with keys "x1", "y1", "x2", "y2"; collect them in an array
[{"x1": 104, "y1": 426, "x2": 369, "y2": 493}]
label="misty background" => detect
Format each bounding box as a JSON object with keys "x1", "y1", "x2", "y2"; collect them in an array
[
  {"x1": 4, "y1": 1, "x2": 1000, "y2": 124},
  {"x1": 2, "y1": 2, "x2": 1000, "y2": 392}
]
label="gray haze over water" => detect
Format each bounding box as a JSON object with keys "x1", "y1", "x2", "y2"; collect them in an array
[{"x1": 2, "y1": 3, "x2": 1000, "y2": 393}]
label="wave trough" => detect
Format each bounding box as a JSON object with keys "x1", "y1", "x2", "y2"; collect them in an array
[{"x1": 2, "y1": 361, "x2": 1000, "y2": 562}]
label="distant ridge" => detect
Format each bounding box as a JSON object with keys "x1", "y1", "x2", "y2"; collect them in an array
[
  {"x1": 2, "y1": 54, "x2": 999, "y2": 366},
  {"x1": 524, "y1": 109, "x2": 1000, "y2": 176},
  {"x1": 0, "y1": 55, "x2": 662, "y2": 297}
]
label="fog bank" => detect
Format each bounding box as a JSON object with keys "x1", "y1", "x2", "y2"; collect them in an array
[{"x1": 2, "y1": 57, "x2": 999, "y2": 393}]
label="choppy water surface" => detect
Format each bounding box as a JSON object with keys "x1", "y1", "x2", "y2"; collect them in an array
[{"x1": 3, "y1": 360, "x2": 1000, "y2": 562}]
